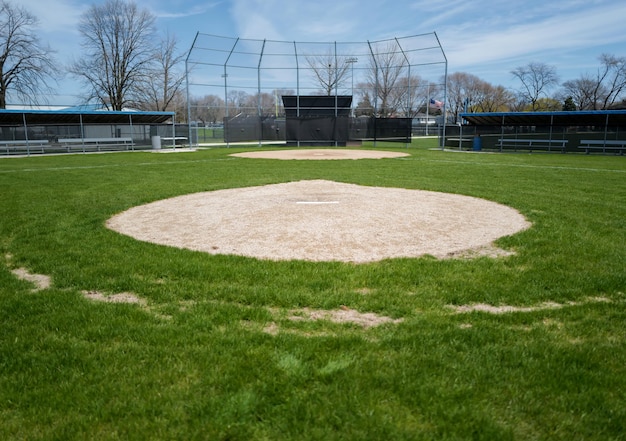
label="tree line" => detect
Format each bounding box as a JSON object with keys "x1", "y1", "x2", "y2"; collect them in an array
[
  {"x1": 2, "y1": 0, "x2": 625, "y2": 123},
  {"x1": 447, "y1": 55, "x2": 626, "y2": 122},
  {"x1": 186, "y1": 44, "x2": 626, "y2": 125}
]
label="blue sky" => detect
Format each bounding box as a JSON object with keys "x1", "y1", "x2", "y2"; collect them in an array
[{"x1": 18, "y1": 0, "x2": 626, "y2": 105}]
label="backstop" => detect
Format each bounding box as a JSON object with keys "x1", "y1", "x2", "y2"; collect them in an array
[{"x1": 184, "y1": 33, "x2": 448, "y2": 146}]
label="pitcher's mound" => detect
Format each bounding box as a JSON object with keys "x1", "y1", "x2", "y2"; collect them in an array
[
  {"x1": 231, "y1": 149, "x2": 409, "y2": 160},
  {"x1": 106, "y1": 180, "x2": 530, "y2": 263}
]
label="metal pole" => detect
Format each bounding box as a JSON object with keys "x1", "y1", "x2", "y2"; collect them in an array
[
  {"x1": 434, "y1": 32, "x2": 447, "y2": 149},
  {"x1": 549, "y1": 113, "x2": 554, "y2": 149},
  {"x1": 171, "y1": 113, "x2": 176, "y2": 149},
  {"x1": 258, "y1": 39, "x2": 266, "y2": 148},
  {"x1": 80, "y1": 113, "x2": 85, "y2": 153},
  {"x1": 500, "y1": 114, "x2": 505, "y2": 152},
  {"x1": 367, "y1": 41, "x2": 379, "y2": 147},
  {"x1": 346, "y1": 57, "x2": 358, "y2": 116},
  {"x1": 128, "y1": 113, "x2": 135, "y2": 151},
  {"x1": 334, "y1": 41, "x2": 338, "y2": 147},
  {"x1": 22, "y1": 112, "x2": 30, "y2": 156},
  {"x1": 293, "y1": 41, "x2": 300, "y2": 147},
  {"x1": 223, "y1": 37, "x2": 240, "y2": 147},
  {"x1": 186, "y1": 32, "x2": 198, "y2": 149},
  {"x1": 395, "y1": 38, "x2": 410, "y2": 147},
  {"x1": 426, "y1": 84, "x2": 430, "y2": 136}
]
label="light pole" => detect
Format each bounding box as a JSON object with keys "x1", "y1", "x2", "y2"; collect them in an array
[{"x1": 346, "y1": 57, "x2": 358, "y2": 116}]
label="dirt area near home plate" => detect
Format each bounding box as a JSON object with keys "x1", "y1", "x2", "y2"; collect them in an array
[{"x1": 106, "y1": 149, "x2": 531, "y2": 263}]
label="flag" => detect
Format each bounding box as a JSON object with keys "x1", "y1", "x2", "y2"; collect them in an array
[{"x1": 429, "y1": 98, "x2": 443, "y2": 110}]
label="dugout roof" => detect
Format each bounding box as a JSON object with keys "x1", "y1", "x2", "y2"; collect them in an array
[
  {"x1": 460, "y1": 110, "x2": 626, "y2": 127},
  {"x1": 0, "y1": 109, "x2": 175, "y2": 125}
]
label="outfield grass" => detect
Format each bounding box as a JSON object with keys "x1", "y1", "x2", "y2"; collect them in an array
[
  {"x1": 196, "y1": 126, "x2": 225, "y2": 143},
  {"x1": 1, "y1": 140, "x2": 625, "y2": 440}
]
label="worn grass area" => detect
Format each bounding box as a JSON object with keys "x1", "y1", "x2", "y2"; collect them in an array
[{"x1": 1, "y1": 140, "x2": 625, "y2": 440}]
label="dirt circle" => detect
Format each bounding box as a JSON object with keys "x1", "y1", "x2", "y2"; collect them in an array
[
  {"x1": 106, "y1": 179, "x2": 530, "y2": 263},
  {"x1": 231, "y1": 149, "x2": 410, "y2": 160}
]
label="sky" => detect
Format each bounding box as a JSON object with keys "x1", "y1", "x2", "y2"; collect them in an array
[{"x1": 15, "y1": 0, "x2": 626, "y2": 106}]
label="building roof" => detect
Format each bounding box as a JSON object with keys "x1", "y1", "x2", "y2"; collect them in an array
[
  {"x1": 0, "y1": 109, "x2": 175, "y2": 125},
  {"x1": 459, "y1": 110, "x2": 626, "y2": 126}
]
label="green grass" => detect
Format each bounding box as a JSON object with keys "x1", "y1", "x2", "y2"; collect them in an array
[{"x1": 1, "y1": 140, "x2": 625, "y2": 440}]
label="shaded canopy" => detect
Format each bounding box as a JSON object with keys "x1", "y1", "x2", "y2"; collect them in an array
[
  {"x1": 0, "y1": 109, "x2": 174, "y2": 125},
  {"x1": 459, "y1": 110, "x2": 626, "y2": 127}
]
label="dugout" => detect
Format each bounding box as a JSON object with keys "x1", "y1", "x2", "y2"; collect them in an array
[
  {"x1": 448, "y1": 110, "x2": 626, "y2": 153},
  {"x1": 0, "y1": 109, "x2": 178, "y2": 156}
]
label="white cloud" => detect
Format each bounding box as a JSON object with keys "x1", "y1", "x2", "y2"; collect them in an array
[
  {"x1": 441, "y1": 2, "x2": 626, "y2": 70},
  {"x1": 230, "y1": 0, "x2": 366, "y2": 41},
  {"x1": 147, "y1": 1, "x2": 221, "y2": 20},
  {"x1": 19, "y1": 0, "x2": 85, "y2": 33},
  {"x1": 407, "y1": 0, "x2": 474, "y2": 31}
]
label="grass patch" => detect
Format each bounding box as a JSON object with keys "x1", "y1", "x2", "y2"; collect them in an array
[{"x1": 1, "y1": 143, "x2": 625, "y2": 440}]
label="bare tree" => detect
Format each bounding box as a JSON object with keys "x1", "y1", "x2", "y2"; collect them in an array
[
  {"x1": 244, "y1": 92, "x2": 275, "y2": 116},
  {"x1": 558, "y1": 54, "x2": 626, "y2": 110},
  {"x1": 594, "y1": 54, "x2": 626, "y2": 109},
  {"x1": 446, "y1": 72, "x2": 516, "y2": 118},
  {"x1": 70, "y1": 0, "x2": 156, "y2": 110},
  {"x1": 389, "y1": 75, "x2": 432, "y2": 118},
  {"x1": 472, "y1": 83, "x2": 515, "y2": 113},
  {"x1": 365, "y1": 42, "x2": 407, "y2": 116},
  {"x1": 447, "y1": 72, "x2": 488, "y2": 120},
  {"x1": 353, "y1": 83, "x2": 374, "y2": 116},
  {"x1": 0, "y1": 0, "x2": 57, "y2": 108},
  {"x1": 561, "y1": 75, "x2": 597, "y2": 110},
  {"x1": 511, "y1": 62, "x2": 559, "y2": 111},
  {"x1": 227, "y1": 90, "x2": 250, "y2": 115},
  {"x1": 133, "y1": 32, "x2": 185, "y2": 111},
  {"x1": 306, "y1": 50, "x2": 351, "y2": 96},
  {"x1": 448, "y1": 72, "x2": 479, "y2": 120},
  {"x1": 189, "y1": 94, "x2": 224, "y2": 125}
]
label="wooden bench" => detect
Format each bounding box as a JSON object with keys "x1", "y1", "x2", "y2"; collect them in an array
[
  {"x1": 497, "y1": 138, "x2": 568, "y2": 153},
  {"x1": 578, "y1": 139, "x2": 626, "y2": 155},
  {"x1": 57, "y1": 137, "x2": 133, "y2": 152},
  {"x1": 0, "y1": 140, "x2": 48, "y2": 154}
]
